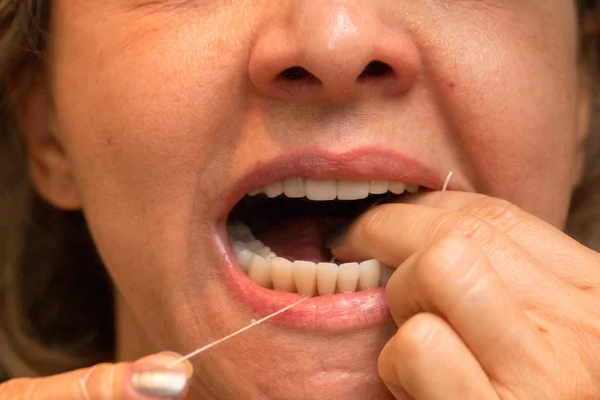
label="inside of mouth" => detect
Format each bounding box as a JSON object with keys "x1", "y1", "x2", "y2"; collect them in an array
[
  {"x1": 229, "y1": 194, "x2": 388, "y2": 263},
  {"x1": 226, "y1": 188, "x2": 409, "y2": 296}
]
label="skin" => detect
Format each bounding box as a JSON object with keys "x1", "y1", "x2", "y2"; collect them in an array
[
  {"x1": 2, "y1": 0, "x2": 598, "y2": 399},
  {"x1": 333, "y1": 192, "x2": 600, "y2": 399}
]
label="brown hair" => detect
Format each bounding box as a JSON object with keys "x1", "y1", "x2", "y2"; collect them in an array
[
  {"x1": 0, "y1": 0, "x2": 599, "y2": 379},
  {"x1": 0, "y1": 0, "x2": 114, "y2": 379}
]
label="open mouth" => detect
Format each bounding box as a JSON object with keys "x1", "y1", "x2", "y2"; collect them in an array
[{"x1": 226, "y1": 178, "x2": 420, "y2": 297}]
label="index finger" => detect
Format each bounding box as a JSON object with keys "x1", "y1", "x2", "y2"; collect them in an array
[
  {"x1": 404, "y1": 191, "x2": 600, "y2": 289},
  {"x1": 331, "y1": 193, "x2": 599, "y2": 290},
  {"x1": 330, "y1": 201, "x2": 563, "y2": 302}
]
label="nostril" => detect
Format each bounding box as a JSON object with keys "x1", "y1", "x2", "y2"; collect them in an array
[
  {"x1": 359, "y1": 61, "x2": 393, "y2": 79},
  {"x1": 280, "y1": 66, "x2": 317, "y2": 82}
]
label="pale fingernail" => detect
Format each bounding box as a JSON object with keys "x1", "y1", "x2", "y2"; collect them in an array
[
  {"x1": 131, "y1": 368, "x2": 188, "y2": 397},
  {"x1": 130, "y1": 352, "x2": 192, "y2": 398}
]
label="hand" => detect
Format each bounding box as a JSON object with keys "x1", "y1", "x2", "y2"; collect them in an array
[
  {"x1": 0, "y1": 352, "x2": 192, "y2": 400},
  {"x1": 332, "y1": 191, "x2": 600, "y2": 400}
]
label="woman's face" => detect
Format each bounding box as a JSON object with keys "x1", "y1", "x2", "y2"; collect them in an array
[{"x1": 33, "y1": 0, "x2": 587, "y2": 398}]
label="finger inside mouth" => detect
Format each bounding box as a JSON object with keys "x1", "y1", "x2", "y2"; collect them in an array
[{"x1": 227, "y1": 179, "x2": 421, "y2": 296}]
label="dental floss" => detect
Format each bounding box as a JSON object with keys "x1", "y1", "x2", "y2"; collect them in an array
[
  {"x1": 168, "y1": 172, "x2": 455, "y2": 369},
  {"x1": 167, "y1": 296, "x2": 310, "y2": 368},
  {"x1": 442, "y1": 171, "x2": 454, "y2": 192}
]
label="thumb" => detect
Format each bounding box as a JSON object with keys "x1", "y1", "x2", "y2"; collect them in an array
[{"x1": 0, "y1": 352, "x2": 193, "y2": 400}]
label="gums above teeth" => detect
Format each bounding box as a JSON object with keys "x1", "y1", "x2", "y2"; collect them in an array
[
  {"x1": 248, "y1": 179, "x2": 420, "y2": 200},
  {"x1": 228, "y1": 221, "x2": 395, "y2": 295}
]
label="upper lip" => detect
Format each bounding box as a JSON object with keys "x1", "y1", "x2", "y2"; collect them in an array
[{"x1": 217, "y1": 146, "x2": 458, "y2": 221}]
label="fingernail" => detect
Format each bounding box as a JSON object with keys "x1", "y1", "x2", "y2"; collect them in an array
[
  {"x1": 130, "y1": 351, "x2": 192, "y2": 398},
  {"x1": 131, "y1": 368, "x2": 188, "y2": 397}
]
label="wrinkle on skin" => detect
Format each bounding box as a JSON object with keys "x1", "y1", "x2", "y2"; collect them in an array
[{"x1": 26, "y1": 0, "x2": 590, "y2": 398}]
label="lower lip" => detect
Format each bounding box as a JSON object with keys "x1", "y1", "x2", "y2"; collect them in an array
[{"x1": 215, "y1": 226, "x2": 392, "y2": 330}]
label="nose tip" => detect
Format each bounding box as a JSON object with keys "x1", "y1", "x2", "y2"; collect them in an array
[{"x1": 248, "y1": 8, "x2": 421, "y2": 104}]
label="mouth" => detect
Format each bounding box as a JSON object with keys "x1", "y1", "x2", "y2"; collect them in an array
[
  {"x1": 215, "y1": 150, "x2": 452, "y2": 329},
  {"x1": 228, "y1": 180, "x2": 416, "y2": 293}
]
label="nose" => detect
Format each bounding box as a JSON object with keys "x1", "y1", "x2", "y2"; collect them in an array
[{"x1": 248, "y1": 3, "x2": 421, "y2": 104}]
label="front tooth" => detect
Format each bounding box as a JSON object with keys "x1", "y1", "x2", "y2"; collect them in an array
[
  {"x1": 248, "y1": 188, "x2": 263, "y2": 196},
  {"x1": 369, "y1": 180, "x2": 389, "y2": 195},
  {"x1": 337, "y1": 180, "x2": 370, "y2": 200},
  {"x1": 316, "y1": 262, "x2": 338, "y2": 295},
  {"x1": 283, "y1": 178, "x2": 306, "y2": 198},
  {"x1": 235, "y1": 249, "x2": 254, "y2": 272},
  {"x1": 406, "y1": 184, "x2": 419, "y2": 193},
  {"x1": 305, "y1": 179, "x2": 337, "y2": 201},
  {"x1": 293, "y1": 261, "x2": 317, "y2": 297},
  {"x1": 270, "y1": 257, "x2": 296, "y2": 292},
  {"x1": 337, "y1": 262, "x2": 360, "y2": 293},
  {"x1": 358, "y1": 259, "x2": 381, "y2": 290},
  {"x1": 379, "y1": 264, "x2": 394, "y2": 286},
  {"x1": 248, "y1": 255, "x2": 272, "y2": 288},
  {"x1": 389, "y1": 181, "x2": 406, "y2": 194},
  {"x1": 265, "y1": 181, "x2": 284, "y2": 198}
]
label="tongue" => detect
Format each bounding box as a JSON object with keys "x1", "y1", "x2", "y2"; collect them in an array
[{"x1": 254, "y1": 217, "x2": 345, "y2": 263}]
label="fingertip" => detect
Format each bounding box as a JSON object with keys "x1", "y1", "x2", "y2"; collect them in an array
[
  {"x1": 129, "y1": 368, "x2": 189, "y2": 399},
  {"x1": 377, "y1": 341, "x2": 411, "y2": 400},
  {"x1": 127, "y1": 352, "x2": 193, "y2": 399},
  {"x1": 134, "y1": 352, "x2": 193, "y2": 377},
  {"x1": 327, "y1": 227, "x2": 357, "y2": 262}
]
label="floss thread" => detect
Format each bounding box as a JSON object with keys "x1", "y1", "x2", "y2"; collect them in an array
[
  {"x1": 168, "y1": 297, "x2": 309, "y2": 368},
  {"x1": 442, "y1": 171, "x2": 454, "y2": 192},
  {"x1": 168, "y1": 170, "x2": 455, "y2": 368}
]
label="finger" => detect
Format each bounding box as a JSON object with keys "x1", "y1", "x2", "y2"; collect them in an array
[
  {"x1": 385, "y1": 236, "x2": 549, "y2": 383},
  {"x1": 404, "y1": 190, "x2": 600, "y2": 289},
  {"x1": 330, "y1": 201, "x2": 563, "y2": 303},
  {"x1": 331, "y1": 200, "x2": 526, "y2": 268},
  {"x1": 379, "y1": 313, "x2": 499, "y2": 400},
  {"x1": 0, "y1": 352, "x2": 193, "y2": 400}
]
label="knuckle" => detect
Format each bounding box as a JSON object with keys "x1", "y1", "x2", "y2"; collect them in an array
[
  {"x1": 89, "y1": 363, "x2": 114, "y2": 378},
  {"x1": 415, "y1": 236, "x2": 479, "y2": 295},
  {"x1": 394, "y1": 313, "x2": 441, "y2": 356},
  {"x1": 434, "y1": 212, "x2": 499, "y2": 253},
  {"x1": 458, "y1": 197, "x2": 523, "y2": 234},
  {"x1": 84, "y1": 363, "x2": 119, "y2": 399},
  {"x1": 0, "y1": 378, "x2": 35, "y2": 400}
]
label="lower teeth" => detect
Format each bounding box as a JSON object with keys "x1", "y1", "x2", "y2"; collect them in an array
[{"x1": 228, "y1": 222, "x2": 393, "y2": 296}]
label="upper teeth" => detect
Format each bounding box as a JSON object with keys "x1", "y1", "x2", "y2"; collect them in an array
[{"x1": 249, "y1": 179, "x2": 420, "y2": 201}]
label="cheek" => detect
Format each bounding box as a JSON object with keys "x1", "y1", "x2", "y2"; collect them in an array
[
  {"x1": 423, "y1": 5, "x2": 580, "y2": 227},
  {"x1": 51, "y1": 12, "x2": 244, "y2": 215},
  {"x1": 47, "y1": 8, "x2": 256, "y2": 315}
]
